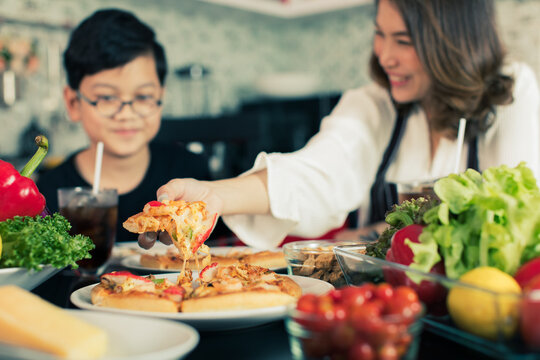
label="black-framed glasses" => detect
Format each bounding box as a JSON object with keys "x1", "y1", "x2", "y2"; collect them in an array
[{"x1": 77, "y1": 91, "x2": 162, "y2": 118}]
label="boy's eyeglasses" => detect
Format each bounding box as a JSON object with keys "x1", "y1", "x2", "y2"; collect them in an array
[{"x1": 77, "y1": 91, "x2": 162, "y2": 118}]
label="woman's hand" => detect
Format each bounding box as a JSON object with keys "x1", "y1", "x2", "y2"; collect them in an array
[
  {"x1": 137, "y1": 171, "x2": 269, "y2": 249},
  {"x1": 137, "y1": 178, "x2": 224, "y2": 249}
]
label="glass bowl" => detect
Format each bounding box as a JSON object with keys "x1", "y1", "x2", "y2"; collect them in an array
[
  {"x1": 285, "y1": 294, "x2": 424, "y2": 360},
  {"x1": 283, "y1": 240, "x2": 368, "y2": 287},
  {"x1": 333, "y1": 245, "x2": 537, "y2": 359}
]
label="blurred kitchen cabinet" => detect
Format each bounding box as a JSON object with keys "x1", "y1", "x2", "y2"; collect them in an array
[
  {"x1": 200, "y1": 0, "x2": 370, "y2": 18},
  {"x1": 158, "y1": 93, "x2": 341, "y2": 179},
  {"x1": 158, "y1": 114, "x2": 267, "y2": 179}
]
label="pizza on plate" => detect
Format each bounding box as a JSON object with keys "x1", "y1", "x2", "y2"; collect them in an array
[
  {"x1": 90, "y1": 271, "x2": 185, "y2": 313},
  {"x1": 90, "y1": 263, "x2": 301, "y2": 313},
  {"x1": 123, "y1": 200, "x2": 217, "y2": 271},
  {"x1": 140, "y1": 247, "x2": 287, "y2": 271}
]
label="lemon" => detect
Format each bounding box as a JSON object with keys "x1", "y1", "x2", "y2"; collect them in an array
[{"x1": 447, "y1": 266, "x2": 521, "y2": 340}]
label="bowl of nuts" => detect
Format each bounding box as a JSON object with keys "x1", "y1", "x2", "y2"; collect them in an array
[{"x1": 283, "y1": 240, "x2": 368, "y2": 287}]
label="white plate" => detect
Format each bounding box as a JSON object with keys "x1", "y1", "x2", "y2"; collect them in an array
[
  {"x1": 0, "y1": 309, "x2": 199, "y2": 360},
  {"x1": 120, "y1": 246, "x2": 286, "y2": 272},
  {"x1": 0, "y1": 265, "x2": 61, "y2": 290},
  {"x1": 70, "y1": 274, "x2": 333, "y2": 331},
  {"x1": 111, "y1": 241, "x2": 170, "y2": 258}
]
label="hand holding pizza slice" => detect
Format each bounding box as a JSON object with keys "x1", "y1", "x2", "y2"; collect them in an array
[{"x1": 123, "y1": 200, "x2": 218, "y2": 270}]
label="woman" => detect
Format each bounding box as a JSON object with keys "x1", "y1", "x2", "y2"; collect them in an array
[{"x1": 140, "y1": 0, "x2": 539, "y2": 249}]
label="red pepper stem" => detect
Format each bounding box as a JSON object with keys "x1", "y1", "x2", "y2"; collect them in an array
[{"x1": 20, "y1": 135, "x2": 49, "y2": 178}]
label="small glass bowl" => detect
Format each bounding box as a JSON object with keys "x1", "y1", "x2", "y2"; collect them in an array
[
  {"x1": 283, "y1": 240, "x2": 368, "y2": 287},
  {"x1": 285, "y1": 304, "x2": 423, "y2": 360}
]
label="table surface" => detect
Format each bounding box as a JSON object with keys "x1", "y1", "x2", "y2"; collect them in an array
[{"x1": 30, "y1": 251, "x2": 499, "y2": 360}]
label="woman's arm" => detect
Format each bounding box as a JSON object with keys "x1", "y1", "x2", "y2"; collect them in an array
[
  {"x1": 138, "y1": 171, "x2": 270, "y2": 248},
  {"x1": 157, "y1": 170, "x2": 270, "y2": 216}
]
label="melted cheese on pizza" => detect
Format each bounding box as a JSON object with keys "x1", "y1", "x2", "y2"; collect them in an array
[
  {"x1": 99, "y1": 271, "x2": 186, "y2": 303},
  {"x1": 123, "y1": 200, "x2": 215, "y2": 273},
  {"x1": 193, "y1": 263, "x2": 293, "y2": 298}
]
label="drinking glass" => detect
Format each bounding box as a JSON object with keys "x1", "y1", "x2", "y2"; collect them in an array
[
  {"x1": 396, "y1": 180, "x2": 437, "y2": 204},
  {"x1": 58, "y1": 187, "x2": 118, "y2": 274}
]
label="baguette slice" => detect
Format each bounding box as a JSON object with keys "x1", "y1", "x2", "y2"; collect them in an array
[{"x1": 0, "y1": 285, "x2": 107, "y2": 359}]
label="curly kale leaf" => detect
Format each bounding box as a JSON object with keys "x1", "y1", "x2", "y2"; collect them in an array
[
  {"x1": 0, "y1": 213, "x2": 94, "y2": 271},
  {"x1": 365, "y1": 196, "x2": 439, "y2": 259}
]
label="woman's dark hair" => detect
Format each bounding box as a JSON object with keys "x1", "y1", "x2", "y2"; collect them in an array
[
  {"x1": 369, "y1": 0, "x2": 514, "y2": 140},
  {"x1": 64, "y1": 8, "x2": 167, "y2": 90}
]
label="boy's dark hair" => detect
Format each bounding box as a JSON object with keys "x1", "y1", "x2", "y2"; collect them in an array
[{"x1": 64, "y1": 8, "x2": 167, "y2": 90}]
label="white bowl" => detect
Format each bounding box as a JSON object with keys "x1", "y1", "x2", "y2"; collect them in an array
[{"x1": 0, "y1": 265, "x2": 61, "y2": 290}]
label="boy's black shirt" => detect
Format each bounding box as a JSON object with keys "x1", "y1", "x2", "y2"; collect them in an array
[{"x1": 36, "y1": 141, "x2": 211, "y2": 243}]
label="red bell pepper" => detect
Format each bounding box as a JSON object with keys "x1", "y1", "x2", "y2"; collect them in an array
[
  {"x1": 384, "y1": 224, "x2": 447, "y2": 307},
  {"x1": 0, "y1": 135, "x2": 48, "y2": 221},
  {"x1": 514, "y1": 257, "x2": 540, "y2": 289},
  {"x1": 520, "y1": 275, "x2": 540, "y2": 349}
]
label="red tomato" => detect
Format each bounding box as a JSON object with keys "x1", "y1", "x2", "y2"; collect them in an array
[
  {"x1": 342, "y1": 287, "x2": 367, "y2": 310},
  {"x1": 328, "y1": 289, "x2": 343, "y2": 303},
  {"x1": 350, "y1": 302, "x2": 383, "y2": 335},
  {"x1": 520, "y1": 276, "x2": 540, "y2": 349},
  {"x1": 386, "y1": 296, "x2": 422, "y2": 324},
  {"x1": 297, "y1": 294, "x2": 318, "y2": 314},
  {"x1": 515, "y1": 258, "x2": 540, "y2": 289},
  {"x1": 358, "y1": 283, "x2": 376, "y2": 301},
  {"x1": 348, "y1": 341, "x2": 374, "y2": 360},
  {"x1": 378, "y1": 343, "x2": 399, "y2": 360},
  {"x1": 394, "y1": 286, "x2": 419, "y2": 304},
  {"x1": 330, "y1": 324, "x2": 355, "y2": 351},
  {"x1": 317, "y1": 294, "x2": 334, "y2": 315},
  {"x1": 375, "y1": 283, "x2": 394, "y2": 302},
  {"x1": 395, "y1": 333, "x2": 413, "y2": 357},
  {"x1": 330, "y1": 304, "x2": 348, "y2": 322}
]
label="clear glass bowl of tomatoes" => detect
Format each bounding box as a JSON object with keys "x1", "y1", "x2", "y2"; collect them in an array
[{"x1": 285, "y1": 283, "x2": 424, "y2": 360}]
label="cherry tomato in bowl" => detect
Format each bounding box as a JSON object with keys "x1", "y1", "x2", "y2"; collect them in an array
[{"x1": 286, "y1": 283, "x2": 424, "y2": 360}]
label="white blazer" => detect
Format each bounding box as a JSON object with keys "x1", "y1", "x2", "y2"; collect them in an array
[{"x1": 224, "y1": 62, "x2": 540, "y2": 249}]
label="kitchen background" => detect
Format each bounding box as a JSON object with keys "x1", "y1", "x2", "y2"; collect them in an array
[{"x1": 0, "y1": 0, "x2": 538, "y2": 177}]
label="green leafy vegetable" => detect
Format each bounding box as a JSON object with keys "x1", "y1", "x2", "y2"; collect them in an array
[
  {"x1": 366, "y1": 196, "x2": 440, "y2": 259},
  {"x1": 0, "y1": 213, "x2": 94, "y2": 271},
  {"x1": 409, "y1": 162, "x2": 540, "y2": 279}
]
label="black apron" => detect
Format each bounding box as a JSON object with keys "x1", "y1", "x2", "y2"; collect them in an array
[{"x1": 368, "y1": 114, "x2": 479, "y2": 224}]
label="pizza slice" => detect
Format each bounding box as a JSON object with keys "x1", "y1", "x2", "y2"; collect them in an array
[
  {"x1": 90, "y1": 271, "x2": 186, "y2": 313},
  {"x1": 181, "y1": 263, "x2": 302, "y2": 312},
  {"x1": 123, "y1": 200, "x2": 217, "y2": 271}
]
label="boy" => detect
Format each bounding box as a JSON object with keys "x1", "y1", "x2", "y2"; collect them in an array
[{"x1": 37, "y1": 9, "x2": 210, "y2": 242}]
